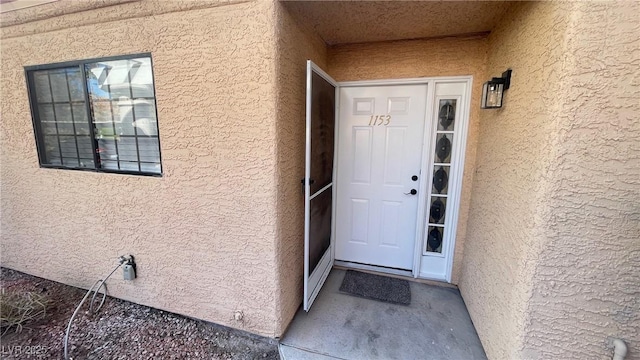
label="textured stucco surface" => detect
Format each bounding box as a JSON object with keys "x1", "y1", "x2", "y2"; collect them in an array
[
  {"x1": 459, "y1": 3, "x2": 566, "y2": 357},
  {"x1": 460, "y1": 2, "x2": 640, "y2": 359},
  {"x1": 327, "y1": 36, "x2": 488, "y2": 285},
  {"x1": 1, "y1": 0, "x2": 282, "y2": 337},
  {"x1": 0, "y1": 0, "x2": 135, "y2": 27},
  {"x1": 282, "y1": 1, "x2": 511, "y2": 45},
  {"x1": 0, "y1": 0, "x2": 251, "y2": 39},
  {"x1": 273, "y1": 2, "x2": 328, "y2": 336},
  {"x1": 521, "y1": 2, "x2": 640, "y2": 359}
]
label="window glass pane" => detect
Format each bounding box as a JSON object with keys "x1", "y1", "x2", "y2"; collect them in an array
[
  {"x1": 119, "y1": 161, "x2": 140, "y2": 171},
  {"x1": 33, "y1": 72, "x2": 52, "y2": 103},
  {"x1": 59, "y1": 137, "x2": 78, "y2": 159},
  {"x1": 87, "y1": 59, "x2": 131, "y2": 99},
  {"x1": 72, "y1": 104, "x2": 90, "y2": 135},
  {"x1": 100, "y1": 160, "x2": 119, "y2": 170},
  {"x1": 137, "y1": 137, "x2": 160, "y2": 164},
  {"x1": 117, "y1": 137, "x2": 138, "y2": 162},
  {"x1": 437, "y1": 99, "x2": 456, "y2": 131},
  {"x1": 85, "y1": 56, "x2": 161, "y2": 174},
  {"x1": 426, "y1": 226, "x2": 443, "y2": 253},
  {"x1": 140, "y1": 162, "x2": 161, "y2": 173},
  {"x1": 49, "y1": 70, "x2": 70, "y2": 103},
  {"x1": 130, "y1": 58, "x2": 155, "y2": 98},
  {"x1": 115, "y1": 102, "x2": 135, "y2": 135},
  {"x1": 434, "y1": 133, "x2": 452, "y2": 164},
  {"x1": 92, "y1": 100, "x2": 115, "y2": 125},
  {"x1": 76, "y1": 136, "x2": 94, "y2": 164},
  {"x1": 30, "y1": 67, "x2": 94, "y2": 170},
  {"x1": 429, "y1": 197, "x2": 447, "y2": 225},
  {"x1": 97, "y1": 139, "x2": 118, "y2": 162},
  {"x1": 432, "y1": 165, "x2": 450, "y2": 195},
  {"x1": 115, "y1": 102, "x2": 158, "y2": 136},
  {"x1": 63, "y1": 156, "x2": 79, "y2": 168},
  {"x1": 43, "y1": 135, "x2": 61, "y2": 164},
  {"x1": 66, "y1": 68, "x2": 84, "y2": 102},
  {"x1": 79, "y1": 159, "x2": 95, "y2": 168},
  {"x1": 133, "y1": 103, "x2": 158, "y2": 136},
  {"x1": 38, "y1": 104, "x2": 57, "y2": 135},
  {"x1": 54, "y1": 104, "x2": 74, "y2": 135}
]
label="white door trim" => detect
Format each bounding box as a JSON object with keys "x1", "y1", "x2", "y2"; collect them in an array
[{"x1": 335, "y1": 76, "x2": 473, "y2": 282}]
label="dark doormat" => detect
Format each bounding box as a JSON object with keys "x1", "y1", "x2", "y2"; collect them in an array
[{"x1": 339, "y1": 270, "x2": 411, "y2": 305}]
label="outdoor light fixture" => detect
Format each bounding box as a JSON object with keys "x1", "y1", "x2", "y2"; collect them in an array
[{"x1": 481, "y1": 69, "x2": 512, "y2": 109}]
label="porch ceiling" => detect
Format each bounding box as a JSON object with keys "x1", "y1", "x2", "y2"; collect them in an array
[{"x1": 281, "y1": 1, "x2": 514, "y2": 45}]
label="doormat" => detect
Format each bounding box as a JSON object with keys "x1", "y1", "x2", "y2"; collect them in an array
[{"x1": 339, "y1": 270, "x2": 411, "y2": 305}]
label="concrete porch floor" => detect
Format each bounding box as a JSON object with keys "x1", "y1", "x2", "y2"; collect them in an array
[{"x1": 279, "y1": 269, "x2": 486, "y2": 360}]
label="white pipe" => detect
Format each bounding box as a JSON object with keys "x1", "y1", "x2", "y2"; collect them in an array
[{"x1": 613, "y1": 338, "x2": 627, "y2": 360}]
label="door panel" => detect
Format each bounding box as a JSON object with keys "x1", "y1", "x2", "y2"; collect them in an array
[
  {"x1": 380, "y1": 201, "x2": 401, "y2": 247},
  {"x1": 336, "y1": 85, "x2": 427, "y2": 270},
  {"x1": 350, "y1": 198, "x2": 370, "y2": 244},
  {"x1": 351, "y1": 127, "x2": 373, "y2": 183},
  {"x1": 304, "y1": 61, "x2": 338, "y2": 311},
  {"x1": 383, "y1": 127, "x2": 406, "y2": 185}
]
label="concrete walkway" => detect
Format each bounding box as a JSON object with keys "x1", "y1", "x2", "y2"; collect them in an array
[{"x1": 279, "y1": 269, "x2": 486, "y2": 360}]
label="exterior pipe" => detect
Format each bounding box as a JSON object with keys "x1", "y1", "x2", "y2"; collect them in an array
[{"x1": 613, "y1": 339, "x2": 627, "y2": 360}]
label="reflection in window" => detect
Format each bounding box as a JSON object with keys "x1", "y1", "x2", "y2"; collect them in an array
[{"x1": 26, "y1": 55, "x2": 162, "y2": 176}]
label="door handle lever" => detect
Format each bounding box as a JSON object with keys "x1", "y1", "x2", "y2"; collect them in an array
[{"x1": 404, "y1": 189, "x2": 417, "y2": 195}]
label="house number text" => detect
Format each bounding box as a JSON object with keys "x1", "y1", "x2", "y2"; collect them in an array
[{"x1": 369, "y1": 115, "x2": 392, "y2": 126}]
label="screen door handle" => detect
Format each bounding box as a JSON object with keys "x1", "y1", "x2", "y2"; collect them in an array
[{"x1": 404, "y1": 189, "x2": 417, "y2": 195}]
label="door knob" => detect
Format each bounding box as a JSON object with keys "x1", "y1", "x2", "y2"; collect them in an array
[{"x1": 404, "y1": 189, "x2": 417, "y2": 195}]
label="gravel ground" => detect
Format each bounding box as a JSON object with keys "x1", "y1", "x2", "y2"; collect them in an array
[{"x1": 0, "y1": 268, "x2": 280, "y2": 360}]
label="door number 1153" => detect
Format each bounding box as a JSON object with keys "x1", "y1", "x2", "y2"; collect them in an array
[{"x1": 369, "y1": 115, "x2": 391, "y2": 126}]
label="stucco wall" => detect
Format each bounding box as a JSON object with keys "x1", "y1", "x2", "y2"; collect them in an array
[
  {"x1": 1, "y1": 0, "x2": 282, "y2": 337},
  {"x1": 461, "y1": 2, "x2": 640, "y2": 359},
  {"x1": 273, "y1": 2, "x2": 328, "y2": 336},
  {"x1": 327, "y1": 36, "x2": 488, "y2": 285},
  {"x1": 458, "y1": 3, "x2": 567, "y2": 357},
  {"x1": 521, "y1": 2, "x2": 640, "y2": 359}
]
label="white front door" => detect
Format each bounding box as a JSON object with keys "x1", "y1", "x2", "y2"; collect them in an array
[{"x1": 335, "y1": 85, "x2": 428, "y2": 270}]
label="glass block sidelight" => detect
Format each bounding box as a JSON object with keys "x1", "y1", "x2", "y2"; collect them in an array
[
  {"x1": 432, "y1": 166, "x2": 450, "y2": 195},
  {"x1": 427, "y1": 226, "x2": 444, "y2": 253},
  {"x1": 429, "y1": 197, "x2": 447, "y2": 224},
  {"x1": 437, "y1": 99, "x2": 456, "y2": 131},
  {"x1": 425, "y1": 98, "x2": 458, "y2": 254}
]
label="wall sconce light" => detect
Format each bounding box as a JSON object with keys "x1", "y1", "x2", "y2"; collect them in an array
[{"x1": 481, "y1": 69, "x2": 512, "y2": 109}]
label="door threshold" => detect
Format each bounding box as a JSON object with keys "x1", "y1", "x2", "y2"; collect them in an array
[
  {"x1": 334, "y1": 260, "x2": 413, "y2": 278},
  {"x1": 334, "y1": 261, "x2": 458, "y2": 288}
]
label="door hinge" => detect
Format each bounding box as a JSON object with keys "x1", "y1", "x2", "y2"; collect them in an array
[{"x1": 301, "y1": 178, "x2": 315, "y2": 194}]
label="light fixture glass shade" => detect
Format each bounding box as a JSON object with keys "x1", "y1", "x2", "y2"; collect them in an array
[{"x1": 481, "y1": 81, "x2": 504, "y2": 109}]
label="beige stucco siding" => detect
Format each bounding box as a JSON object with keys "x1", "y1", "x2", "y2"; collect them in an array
[
  {"x1": 461, "y1": 2, "x2": 640, "y2": 359},
  {"x1": 458, "y1": 3, "x2": 567, "y2": 358},
  {"x1": 327, "y1": 36, "x2": 488, "y2": 284},
  {"x1": 1, "y1": 0, "x2": 282, "y2": 337},
  {"x1": 273, "y1": 2, "x2": 328, "y2": 336},
  {"x1": 521, "y1": 2, "x2": 640, "y2": 359}
]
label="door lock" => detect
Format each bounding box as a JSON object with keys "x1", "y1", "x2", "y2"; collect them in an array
[
  {"x1": 404, "y1": 189, "x2": 417, "y2": 195},
  {"x1": 411, "y1": 175, "x2": 418, "y2": 181}
]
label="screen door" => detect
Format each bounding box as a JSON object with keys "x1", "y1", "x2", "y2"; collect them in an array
[{"x1": 303, "y1": 60, "x2": 338, "y2": 311}]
